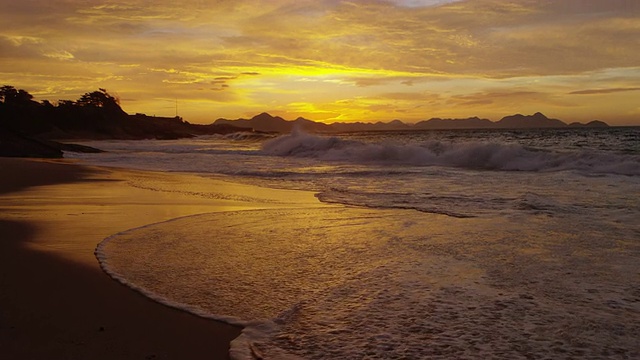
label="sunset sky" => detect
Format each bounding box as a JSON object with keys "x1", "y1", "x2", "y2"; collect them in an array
[{"x1": 1, "y1": 0, "x2": 639, "y2": 125}]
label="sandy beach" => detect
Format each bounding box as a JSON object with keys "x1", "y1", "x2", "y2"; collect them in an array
[{"x1": 0, "y1": 157, "x2": 315, "y2": 359}]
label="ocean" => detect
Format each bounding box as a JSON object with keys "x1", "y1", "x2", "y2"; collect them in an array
[{"x1": 69, "y1": 127, "x2": 640, "y2": 359}]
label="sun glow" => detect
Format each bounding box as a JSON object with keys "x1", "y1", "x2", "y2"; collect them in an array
[{"x1": 1, "y1": 0, "x2": 639, "y2": 125}]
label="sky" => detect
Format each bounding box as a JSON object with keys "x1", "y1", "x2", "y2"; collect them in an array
[{"x1": 1, "y1": 0, "x2": 639, "y2": 125}]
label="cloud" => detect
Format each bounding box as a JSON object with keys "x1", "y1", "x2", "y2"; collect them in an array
[
  {"x1": 385, "y1": 0, "x2": 463, "y2": 8},
  {"x1": 0, "y1": 36, "x2": 42, "y2": 59},
  {"x1": 5, "y1": 0, "x2": 639, "y2": 77},
  {"x1": 569, "y1": 87, "x2": 640, "y2": 95},
  {"x1": 1, "y1": 0, "x2": 639, "y2": 124},
  {"x1": 374, "y1": 91, "x2": 442, "y2": 103},
  {"x1": 44, "y1": 50, "x2": 75, "y2": 61},
  {"x1": 444, "y1": 89, "x2": 572, "y2": 110}
]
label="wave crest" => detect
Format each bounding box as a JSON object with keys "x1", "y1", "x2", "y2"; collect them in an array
[{"x1": 262, "y1": 131, "x2": 640, "y2": 175}]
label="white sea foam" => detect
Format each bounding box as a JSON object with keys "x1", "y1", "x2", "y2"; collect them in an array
[
  {"x1": 97, "y1": 207, "x2": 640, "y2": 359},
  {"x1": 66, "y1": 130, "x2": 640, "y2": 221},
  {"x1": 87, "y1": 128, "x2": 640, "y2": 358},
  {"x1": 261, "y1": 131, "x2": 640, "y2": 175}
]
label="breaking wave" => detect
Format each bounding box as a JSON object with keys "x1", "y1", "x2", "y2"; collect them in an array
[{"x1": 262, "y1": 131, "x2": 640, "y2": 176}]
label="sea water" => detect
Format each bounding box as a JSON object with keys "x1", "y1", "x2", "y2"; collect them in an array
[{"x1": 71, "y1": 127, "x2": 640, "y2": 359}]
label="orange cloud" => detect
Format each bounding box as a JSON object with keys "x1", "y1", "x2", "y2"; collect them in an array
[
  {"x1": 570, "y1": 87, "x2": 640, "y2": 95},
  {"x1": 1, "y1": 0, "x2": 639, "y2": 125}
]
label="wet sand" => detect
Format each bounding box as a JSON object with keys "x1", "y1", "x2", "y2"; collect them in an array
[
  {"x1": 0, "y1": 157, "x2": 315, "y2": 359},
  {"x1": 3, "y1": 158, "x2": 638, "y2": 359}
]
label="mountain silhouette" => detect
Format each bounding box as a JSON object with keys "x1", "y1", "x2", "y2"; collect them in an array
[
  {"x1": 495, "y1": 112, "x2": 567, "y2": 128},
  {"x1": 1, "y1": 85, "x2": 613, "y2": 158},
  {"x1": 214, "y1": 112, "x2": 609, "y2": 133}
]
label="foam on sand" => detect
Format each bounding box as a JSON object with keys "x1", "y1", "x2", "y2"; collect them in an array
[{"x1": 96, "y1": 206, "x2": 640, "y2": 359}]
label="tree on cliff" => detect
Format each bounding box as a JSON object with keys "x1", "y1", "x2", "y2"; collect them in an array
[
  {"x1": 75, "y1": 88, "x2": 126, "y2": 118},
  {"x1": 77, "y1": 88, "x2": 120, "y2": 109},
  {"x1": 0, "y1": 86, "x2": 51, "y2": 135}
]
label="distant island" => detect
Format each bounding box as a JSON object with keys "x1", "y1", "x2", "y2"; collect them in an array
[
  {"x1": 1, "y1": 85, "x2": 610, "y2": 158},
  {"x1": 214, "y1": 112, "x2": 609, "y2": 133}
]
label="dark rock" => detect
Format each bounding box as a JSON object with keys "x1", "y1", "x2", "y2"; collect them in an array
[
  {"x1": 0, "y1": 128, "x2": 63, "y2": 158},
  {"x1": 53, "y1": 142, "x2": 104, "y2": 154}
]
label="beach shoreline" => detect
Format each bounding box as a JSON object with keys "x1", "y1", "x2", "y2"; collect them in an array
[{"x1": 0, "y1": 157, "x2": 317, "y2": 359}]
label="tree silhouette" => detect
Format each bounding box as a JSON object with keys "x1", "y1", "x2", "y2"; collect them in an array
[
  {"x1": 0, "y1": 85, "x2": 34, "y2": 105},
  {"x1": 1, "y1": 85, "x2": 233, "y2": 142},
  {"x1": 77, "y1": 88, "x2": 120, "y2": 110},
  {"x1": 57, "y1": 100, "x2": 76, "y2": 108}
]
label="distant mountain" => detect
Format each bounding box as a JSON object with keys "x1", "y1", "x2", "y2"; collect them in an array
[
  {"x1": 414, "y1": 116, "x2": 494, "y2": 130},
  {"x1": 495, "y1": 112, "x2": 567, "y2": 129},
  {"x1": 568, "y1": 120, "x2": 610, "y2": 128},
  {"x1": 219, "y1": 112, "x2": 289, "y2": 132},
  {"x1": 330, "y1": 119, "x2": 410, "y2": 132},
  {"x1": 214, "y1": 112, "x2": 334, "y2": 133},
  {"x1": 214, "y1": 113, "x2": 417, "y2": 132},
  {"x1": 292, "y1": 116, "x2": 334, "y2": 133},
  {"x1": 0, "y1": 85, "x2": 614, "y2": 158},
  {"x1": 213, "y1": 112, "x2": 609, "y2": 133}
]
